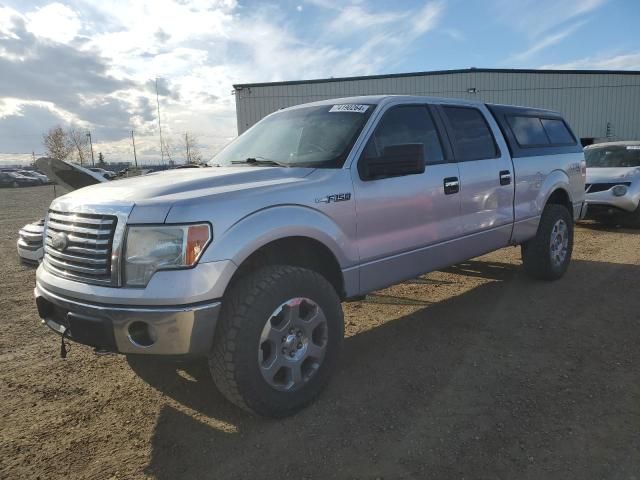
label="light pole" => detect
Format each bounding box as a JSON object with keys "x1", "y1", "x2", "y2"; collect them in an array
[
  {"x1": 131, "y1": 130, "x2": 138, "y2": 168},
  {"x1": 86, "y1": 132, "x2": 95, "y2": 166},
  {"x1": 155, "y1": 78, "x2": 165, "y2": 165}
]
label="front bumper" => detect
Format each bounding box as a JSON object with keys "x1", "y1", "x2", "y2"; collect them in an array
[
  {"x1": 17, "y1": 242, "x2": 43, "y2": 264},
  {"x1": 35, "y1": 283, "x2": 221, "y2": 356},
  {"x1": 585, "y1": 189, "x2": 639, "y2": 213}
]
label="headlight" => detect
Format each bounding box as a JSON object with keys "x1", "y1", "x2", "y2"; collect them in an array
[
  {"x1": 612, "y1": 185, "x2": 628, "y2": 197},
  {"x1": 124, "y1": 224, "x2": 211, "y2": 287}
]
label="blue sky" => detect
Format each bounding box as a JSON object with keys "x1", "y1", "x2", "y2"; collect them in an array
[{"x1": 0, "y1": 0, "x2": 638, "y2": 165}]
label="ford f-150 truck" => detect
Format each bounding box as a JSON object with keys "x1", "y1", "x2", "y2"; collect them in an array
[{"x1": 35, "y1": 95, "x2": 586, "y2": 417}]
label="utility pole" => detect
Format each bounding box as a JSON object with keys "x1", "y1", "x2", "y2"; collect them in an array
[
  {"x1": 185, "y1": 132, "x2": 190, "y2": 163},
  {"x1": 86, "y1": 132, "x2": 95, "y2": 166},
  {"x1": 131, "y1": 130, "x2": 138, "y2": 168},
  {"x1": 155, "y1": 78, "x2": 165, "y2": 165},
  {"x1": 32, "y1": 151, "x2": 36, "y2": 166}
]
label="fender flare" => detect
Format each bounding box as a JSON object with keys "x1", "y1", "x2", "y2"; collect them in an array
[
  {"x1": 200, "y1": 204, "x2": 356, "y2": 270},
  {"x1": 538, "y1": 169, "x2": 573, "y2": 213}
]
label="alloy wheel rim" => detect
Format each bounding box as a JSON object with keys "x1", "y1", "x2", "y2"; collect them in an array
[
  {"x1": 549, "y1": 219, "x2": 569, "y2": 267},
  {"x1": 258, "y1": 297, "x2": 328, "y2": 391}
]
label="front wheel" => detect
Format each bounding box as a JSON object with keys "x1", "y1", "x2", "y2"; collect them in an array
[
  {"x1": 209, "y1": 265, "x2": 344, "y2": 417},
  {"x1": 521, "y1": 204, "x2": 573, "y2": 280},
  {"x1": 622, "y1": 204, "x2": 640, "y2": 228}
]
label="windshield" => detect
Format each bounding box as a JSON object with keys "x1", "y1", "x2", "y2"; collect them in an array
[
  {"x1": 585, "y1": 145, "x2": 640, "y2": 168},
  {"x1": 210, "y1": 104, "x2": 374, "y2": 168}
]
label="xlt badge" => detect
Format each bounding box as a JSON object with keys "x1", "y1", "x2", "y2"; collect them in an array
[{"x1": 315, "y1": 193, "x2": 352, "y2": 204}]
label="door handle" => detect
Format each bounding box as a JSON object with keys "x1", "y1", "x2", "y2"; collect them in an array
[
  {"x1": 499, "y1": 170, "x2": 512, "y2": 186},
  {"x1": 443, "y1": 177, "x2": 459, "y2": 195}
]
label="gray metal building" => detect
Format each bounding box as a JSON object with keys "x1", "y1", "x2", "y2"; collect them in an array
[{"x1": 233, "y1": 68, "x2": 640, "y2": 145}]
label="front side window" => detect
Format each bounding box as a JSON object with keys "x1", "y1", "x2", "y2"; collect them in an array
[
  {"x1": 443, "y1": 106, "x2": 498, "y2": 161},
  {"x1": 210, "y1": 104, "x2": 374, "y2": 168},
  {"x1": 585, "y1": 145, "x2": 640, "y2": 168},
  {"x1": 362, "y1": 105, "x2": 444, "y2": 165}
]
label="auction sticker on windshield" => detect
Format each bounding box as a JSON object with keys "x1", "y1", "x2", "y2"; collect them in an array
[{"x1": 329, "y1": 104, "x2": 369, "y2": 113}]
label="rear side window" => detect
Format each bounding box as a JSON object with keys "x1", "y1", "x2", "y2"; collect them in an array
[
  {"x1": 507, "y1": 116, "x2": 549, "y2": 146},
  {"x1": 541, "y1": 118, "x2": 575, "y2": 145},
  {"x1": 364, "y1": 105, "x2": 445, "y2": 165},
  {"x1": 442, "y1": 106, "x2": 498, "y2": 161}
]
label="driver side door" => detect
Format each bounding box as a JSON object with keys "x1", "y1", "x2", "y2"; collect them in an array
[{"x1": 351, "y1": 104, "x2": 462, "y2": 293}]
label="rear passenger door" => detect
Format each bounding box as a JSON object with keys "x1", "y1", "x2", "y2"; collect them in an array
[{"x1": 439, "y1": 104, "x2": 514, "y2": 248}]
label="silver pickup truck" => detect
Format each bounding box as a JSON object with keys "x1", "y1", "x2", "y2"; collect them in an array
[{"x1": 35, "y1": 95, "x2": 586, "y2": 416}]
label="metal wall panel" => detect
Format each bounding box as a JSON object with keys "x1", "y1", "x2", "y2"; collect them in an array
[{"x1": 234, "y1": 71, "x2": 640, "y2": 140}]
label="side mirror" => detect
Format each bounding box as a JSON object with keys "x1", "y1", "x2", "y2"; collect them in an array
[{"x1": 359, "y1": 143, "x2": 425, "y2": 180}]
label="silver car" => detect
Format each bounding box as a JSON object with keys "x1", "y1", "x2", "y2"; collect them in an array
[{"x1": 584, "y1": 141, "x2": 640, "y2": 226}]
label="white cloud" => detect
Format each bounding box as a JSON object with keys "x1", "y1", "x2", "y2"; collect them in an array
[
  {"x1": 26, "y1": 3, "x2": 82, "y2": 43},
  {"x1": 328, "y1": 5, "x2": 408, "y2": 33},
  {"x1": 0, "y1": 0, "x2": 447, "y2": 165},
  {"x1": 540, "y1": 53, "x2": 640, "y2": 70},
  {"x1": 494, "y1": 0, "x2": 606, "y2": 38},
  {"x1": 494, "y1": 0, "x2": 607, "y2": 63},
  {"x1": 510, "y1": 20, "x2": 586, "y2": 62}
]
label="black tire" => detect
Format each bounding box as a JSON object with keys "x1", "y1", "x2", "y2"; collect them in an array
[
  {"x1": 621, "y1": 204, "x2": 640, "y2": 228},
  {"x1": 209, "y1": 265, "x2": 344, "y2": 417},
  {"x1": 521, "y1": 204, "x2": 573, "y2": 280}
]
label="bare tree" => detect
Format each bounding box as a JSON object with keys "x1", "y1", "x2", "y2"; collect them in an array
[
  {"x1": 162, "y1": 136, "x2": 175, "y2": 166},
  {"x1": 183, "y1": 132, "x2": 202, "y2": 164},
  {"x1": 42, "y1": 126, "x2": 72, "y2": 161},
  {"x1": 67, "y1": 127, "x2": 91, "y2": 165}
]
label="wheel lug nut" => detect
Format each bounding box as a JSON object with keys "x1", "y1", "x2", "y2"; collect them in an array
[{"x1": 297, "y1": 343, "x2": 302, "y2": 349}]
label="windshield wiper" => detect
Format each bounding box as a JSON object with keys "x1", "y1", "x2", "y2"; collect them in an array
[{"x1": 230, "y1": 157, "x2": 289, "y2": 167}]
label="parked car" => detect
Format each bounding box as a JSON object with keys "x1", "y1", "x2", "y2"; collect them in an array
[
  {"x1": 88, "y1": 167, "x2": 116, "y2": 180},
  {"x1": 0, "y1": 171, "x2": 40, "y2": 187},
  {"x1": 17, "y1": 219, "x2": 45, "y2": 264},
  {"x1": 584, "y1": 141, "x2": 640, "y2": 226},
  {"x1": 34, "y1": 96, "x2": 585, "y2": 417},
  {"x1": 17, "y1": 170, "x2": 49, "y2": 184},
  {"x1": 175, "y1": 163, "x2": 209, "y2": 169}
]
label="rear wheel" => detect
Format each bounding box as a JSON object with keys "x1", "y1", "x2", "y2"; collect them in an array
[
  {"x1": 522, "y1": 204, "x2": 573, "y2": 280},
  {"x1": 209, "y1": 265, "x2": 344, "y2": 417}
]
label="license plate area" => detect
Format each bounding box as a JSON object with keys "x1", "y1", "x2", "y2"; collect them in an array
[{"x1": 36, "y1": 296, "x2": 117, "y2": 351}]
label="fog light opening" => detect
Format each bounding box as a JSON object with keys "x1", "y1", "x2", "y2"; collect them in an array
[
  {"x1": 612, "y1": 185, "x2": 628, "y2": 197},
  {"x1": 128, "y1": 321, "x2": 156, "y2": 347}
]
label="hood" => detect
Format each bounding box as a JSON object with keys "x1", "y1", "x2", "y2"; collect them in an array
[
  {"x1": 35, "y1": 157, "x2": 107, "y2": 191},
  {"x1": 586, "y1": 166, "x2": 640, "y2": 184},
  {"x1": 55, "y1": 166, "x2": 315, "y2": 207}
]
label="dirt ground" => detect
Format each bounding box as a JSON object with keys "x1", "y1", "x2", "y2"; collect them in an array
[{"x1": 1, "y1": 185, "x2": 639, "y2": 480}]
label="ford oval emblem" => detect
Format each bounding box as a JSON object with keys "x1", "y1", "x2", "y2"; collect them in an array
[{"x1": 51, "y1": 232, "x2": 68, "y2": 251}]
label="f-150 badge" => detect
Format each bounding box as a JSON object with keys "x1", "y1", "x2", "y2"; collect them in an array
[{"x1": 315, "y1": 193, "x2": 352, "y2": 204}]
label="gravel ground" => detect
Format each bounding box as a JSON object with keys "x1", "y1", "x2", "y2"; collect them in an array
[{"x1": 1, "y1": 186, "x2": 639, "y2": 479}]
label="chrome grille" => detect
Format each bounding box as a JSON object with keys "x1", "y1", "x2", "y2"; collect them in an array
[{"x1": 44, "y1": 210, "x2": 117, "y2": 285}]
